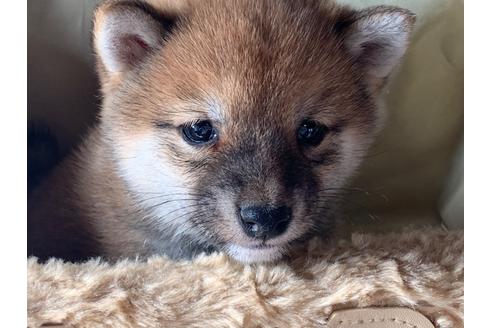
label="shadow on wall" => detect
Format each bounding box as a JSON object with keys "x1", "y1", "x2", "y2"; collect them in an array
[
  {"x1": 28, "y1": 0, "x2": 100, "y2": 189},
  {"x1": 27, "y1": 0, "x2": 100, "y2": 154}
]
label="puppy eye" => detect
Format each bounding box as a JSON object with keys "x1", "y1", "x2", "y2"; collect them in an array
[
  {"x1": 297, "y1": 119, "x2": 327, "y2": 147},
  {"x1": 182, "y1": 120, "x2": 218, "y2": 145}
]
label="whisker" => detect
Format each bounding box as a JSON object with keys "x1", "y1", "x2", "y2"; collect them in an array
[
  {"x1": 157, "y1": 203, "x2": 210, "y2": 219},
  {"x1": 318, "y1": 188, "x2": 389, "y2": 203},
  {"x1": 146, "y1": 209, "x2": 212, "y2": 235},
  {"x1": 314, "y1": 196, "x2": 380, "y2": 221},
  {"x1": 143, "y1": 198, "x2": 209, "y2": 212},
  {"x1": 164, "y1": 208, "x2": 211, "y2": 226},
  {"x1": 133, "y1": 194, "x2": 207, "y2": 205}
]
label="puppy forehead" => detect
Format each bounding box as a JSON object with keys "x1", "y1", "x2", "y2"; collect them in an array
[
  {"x1": 127, "y1": 0, "x2": 365, "y2": 126},
  {"x1": 145, "y1": 0, "x2": 351, "y2": 93}
]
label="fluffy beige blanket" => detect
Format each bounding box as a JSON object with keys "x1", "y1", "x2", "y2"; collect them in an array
[{"x1": 27, "y1": 229, "x2": 463, "y2": 328}]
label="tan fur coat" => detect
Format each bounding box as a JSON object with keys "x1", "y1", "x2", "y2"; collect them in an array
[{"x1": 27, "y1": 228, "x2": 463, "y2": 328}]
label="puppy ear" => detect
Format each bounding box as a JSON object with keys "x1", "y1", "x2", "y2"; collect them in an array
[
  {"x1": 93, "y1": 1, "x2": 172, "y2": 86},
  {"x1": 340, "y1": 6, "x2": 416, "y2": 90}
]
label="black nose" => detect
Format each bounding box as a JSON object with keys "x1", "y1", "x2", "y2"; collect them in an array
[{"x1": 239, "y1": 205, "x2": 292, "y2": 239}]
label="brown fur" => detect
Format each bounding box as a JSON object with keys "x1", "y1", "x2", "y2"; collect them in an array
[
  {"x1": 27, "y1": 229, "x2": 463, "y2": 328},
  {"x1": 28, "y1": 0, "x2": 415, "y2": 262}
]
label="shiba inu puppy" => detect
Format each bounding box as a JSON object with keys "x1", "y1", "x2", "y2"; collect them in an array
[{"x1": 28, "y1": 0, "x2": 415, "y2": 263}]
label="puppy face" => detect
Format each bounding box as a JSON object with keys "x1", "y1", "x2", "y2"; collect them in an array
[{"x1": 94, "y1": 0, "x2": 415, "y2": 262}]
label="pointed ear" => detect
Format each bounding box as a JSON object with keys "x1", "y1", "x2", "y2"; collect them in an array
[
  {"x1": 340, "y1": 6, "x2": 416, "y2": 91},
  {"x1": 93, "y1": 1, "x2": 174, "y2": 87}
]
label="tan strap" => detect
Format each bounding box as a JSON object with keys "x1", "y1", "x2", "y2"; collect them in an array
[{"x1": 326, "y1": 307, "x2": 435, "y2": 328}]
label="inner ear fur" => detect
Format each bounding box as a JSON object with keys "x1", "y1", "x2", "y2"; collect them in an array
[
  {"x1": 336, "y1": 5, "x2": 416, "y2": 92},
  {"x1": 92, "y1": 0, "x2": 178, "y2": 90}
]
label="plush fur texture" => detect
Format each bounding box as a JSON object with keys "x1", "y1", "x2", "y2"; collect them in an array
[{"x1": 27, "y1": 228, "x2": 463, "y2": 328}]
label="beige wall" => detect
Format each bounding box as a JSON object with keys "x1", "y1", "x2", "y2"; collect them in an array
[{"x1": 338, "y1": 0, "x2": 464, "y2": 231}]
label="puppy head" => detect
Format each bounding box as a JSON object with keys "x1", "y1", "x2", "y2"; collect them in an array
[{"x1": 93, "y1": 0, "x2": 415, "y2": 263}]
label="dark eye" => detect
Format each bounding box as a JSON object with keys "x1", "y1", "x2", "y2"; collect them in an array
[
  {"x1": 182, "y1": 120, "x2": 218, "y2": 145},
  {"x1": 297, "y1": 120, "x2": 327, "y2": 147}
]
